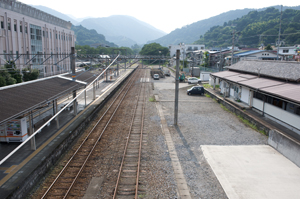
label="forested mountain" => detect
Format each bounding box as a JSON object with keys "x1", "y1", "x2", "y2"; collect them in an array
[
  {"x1": 79, "y1": 15, "x2": 166, "y2": 47},
  {"x1": 150, "y1": 5, "x2": 300, "y2": 46},
  {"x1": 72, "y1": 25, "x2": 117, "y2": 47},
  {"x1": 194, "y1": 7, "x2": 300, "y2": 48}
]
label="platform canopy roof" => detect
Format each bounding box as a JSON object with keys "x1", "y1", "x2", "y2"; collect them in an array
[
  {"x1": 227, "y1": 60, "x2": 300, "y2": 82},
  {"x1": 0, "y1": 76, "x2": 86, "y2": 125}
]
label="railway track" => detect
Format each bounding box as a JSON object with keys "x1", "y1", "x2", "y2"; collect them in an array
[
  {"x1": 113, "y1": 68, "x2": 147, "y2": 198},
  {"x1": 40, "y1": 67, "x2": 143, "y2": 199}
]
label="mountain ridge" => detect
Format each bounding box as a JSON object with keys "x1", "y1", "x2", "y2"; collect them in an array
[
  {"x1": 79, "y1": 15, "x2": 166, "y2": 47},
  {"x1": 150, "y1": 5, "x2": 300, "y2": 46}
]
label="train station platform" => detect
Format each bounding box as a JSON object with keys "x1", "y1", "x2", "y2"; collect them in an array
[{"x1": 0, "y1": 65, "x2": 138, "y2": 199}]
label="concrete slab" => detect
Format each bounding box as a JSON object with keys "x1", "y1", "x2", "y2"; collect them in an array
[
  {"x1": 83, "y1": 176, "x2": 104, "y2": 199},
  {"x1": 202, "y1": 145, "x2": 300, "y2": 199}
]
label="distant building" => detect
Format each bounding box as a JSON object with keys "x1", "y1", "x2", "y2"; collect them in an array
[
  {"x1": 225, "y1": 50, "x2": 282, "y2": 66},
  {"x1": 278, "y1": 45, "x2": 300, "y2": 61},
  {"x1": 0, "y1": 0, "x2": 75, "y2": 77},
  {"x1": 169, "y1": 44, "x2": 205, "y2": 60}
]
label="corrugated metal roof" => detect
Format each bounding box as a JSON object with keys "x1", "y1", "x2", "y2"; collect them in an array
[
  {"x1": 238, "y1": 78, "x2": 285, "y2": 89},
  {"x1": 0, "y1": 77, "x2": 84, "y2": 124},
  {"x1": 64, "y1": 70, "x2": 101, "y2": 84},
  {"x1": 225, "y1": 74, "x2": 257, "y2": 82},
  {"x1": 261, "y1": 84, "x2": 300, "y2": 104},
  {"x1": 211, "y1": 71, "x2": 240, "y2": 78},
  {"x1": 234, "y1": 50, "x2": 264, "y2": 57}
]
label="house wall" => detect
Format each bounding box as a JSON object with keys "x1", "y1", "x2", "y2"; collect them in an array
[
  {"x1": 241, "y1": 87, "x2": 249, "y2": 104},
  {"x1": 253, "y1": 98, "x2": 300, "y2": 134}
]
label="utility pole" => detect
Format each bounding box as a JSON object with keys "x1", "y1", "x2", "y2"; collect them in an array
[
  {"x1": 174, "y1": 50, "x2": 180, "y2": 126},
  {"x1": 277, "y1": 5, "x2": 283, "y2": 60},
  {"x1": 231, "y1": 30, "x2": 239, "y2": 66}
]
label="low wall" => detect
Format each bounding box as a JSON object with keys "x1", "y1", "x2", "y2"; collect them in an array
[
  {"x1": 7, "y1": 69, "x2": 135, "y2": 199},
  {"x1": 269, "y1": 129, "x2": 300, "y2": 167}
]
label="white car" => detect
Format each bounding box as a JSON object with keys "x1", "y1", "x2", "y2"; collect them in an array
[
  {"x1": 153, "y1": 74, "x2": 160, "y2": 80},
  {"x1": 187, "y1": 77, "x2": 200, "y2": 84}
]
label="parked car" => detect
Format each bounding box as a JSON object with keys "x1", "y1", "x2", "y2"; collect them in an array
[
  {"x1": 187, "y1": 77, "x2": 200, "y2": 84},
  {"x1": 164, "y1": 70, "x2": 171, "y2": 76},
  {"x1": 153, "y1": 74, "x2": 160, "y2": 80},
  {"x1": 187, "y1": 86, "x2": 204, "y2": 95}
]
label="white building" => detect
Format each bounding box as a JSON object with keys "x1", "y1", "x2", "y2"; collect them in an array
[
  {"x1": 278, "y1": 45, "x2": 300, "y2": 61},
  {"x1": 169, "y1": 44, "x2": 205, "y2": 60},
  {"x1": 0, "y1": 0, "x2": 75, "y2": 77}
]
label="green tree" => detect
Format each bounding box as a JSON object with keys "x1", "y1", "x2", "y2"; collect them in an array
[
  {"x1": 22, "y1": 68, "x2": 39, "y2": 82},
  {"x1": 139, "y1": 43, "x2": 169, "y2": 56},
  {"x1": 265, "y1": 44, "x2": 273, "y2": 50},
  {"x1": 0, "y1": 69, "x2": 16, "y2": 87}
]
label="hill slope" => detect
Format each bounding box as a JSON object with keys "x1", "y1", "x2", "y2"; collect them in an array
[
  {"x1": 72, "y1": 25, "x2": 117, "y2": 47},
  {"x1": 79, "y1": 15, "x2": 166, "y2": 47},
  {"x1": 150, "y1": 5, "x2": 300, "y2": 46},
  {"x1": 194, "y1": 7, "x2": 300, "y2": 47}
]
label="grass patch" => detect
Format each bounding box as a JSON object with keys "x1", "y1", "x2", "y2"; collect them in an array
[
  {"x1": 149, "y1": 96, "x2": 156, "y2": 102},
  {"x1": 220, "y1": 104, "x2": 230, "y2": 112},
  {"x1": 237, "y1": 115, "x2": 267, "y2": 135},
  {"x1": 203, "y1": 84, "x2": 211, "y2": 89},
  {"x1": 205, "y1": 93, "x2": 211, "y2": 98},
  {"x1": 202, "y1": 84, "x2": 220, "y2": 89}
]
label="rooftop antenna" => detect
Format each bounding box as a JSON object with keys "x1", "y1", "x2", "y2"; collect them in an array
[{"x1": 257, "y1": 68, "x2": 261, "y2": 78}]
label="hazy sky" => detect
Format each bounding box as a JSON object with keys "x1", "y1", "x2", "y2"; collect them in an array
[{"x1": 19, "y1": 0, "x2": 300, "y2": 33}]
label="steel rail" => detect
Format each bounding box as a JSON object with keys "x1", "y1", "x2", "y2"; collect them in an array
[
  {"x1": 135, "y1": 71, "x2": 147, "y2": 198},
  {"x1": 41, "y1": 66, "x2": 141, "y2": 199},
  {"x1": 113, "y1": 69, "x2": 147, "y2": 199}
]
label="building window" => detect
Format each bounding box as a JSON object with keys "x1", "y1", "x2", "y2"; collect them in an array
[
  {"x1": 283, "y1": 49, "x2": 289, "y2": 53},
  {"x1": 20, "y1": 25, "x2": 22, "y2": 32},
  {"x1": 56, "y1": 34, "x2": 57, "y2": 39},
  {"x1": 31, "y1": 45, "x2": 35, "y2": 52},
  {"x1": 43, "y1": 30, "x2": 45, "y2": 37},
  {"x1": 16, "y1": 51, "x2": 19, "y2": 57},
  {"x1": 1, "y1": 21, "x2": 4, "y2": 29},
  {"x1": 50, "y1": 32, "x2": 52, "y2": 39},
  {"x1": 8, "y1": 23, "x2": 11, "y2": 30},
  {"x1": 14, "y1": 24, "x2": 17, "y2": 31},
  {"x1": 36, "y1": 29, "x2": 42, "y2": 40},
  {"x1": 27, "y1": 51, "x2": 29, "y2": 59},
  {"x1": 25, "y1": 26, "x2": 27, "y2": 33}
]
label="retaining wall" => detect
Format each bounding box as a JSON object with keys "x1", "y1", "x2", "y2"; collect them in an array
[{"x1": 268, "y1": 129, "x2": 300, "y2": 167}]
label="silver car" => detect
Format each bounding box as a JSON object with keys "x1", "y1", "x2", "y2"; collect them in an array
[{"x1": 187, "y1": 77, "x2": 200, "y2": 84}]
